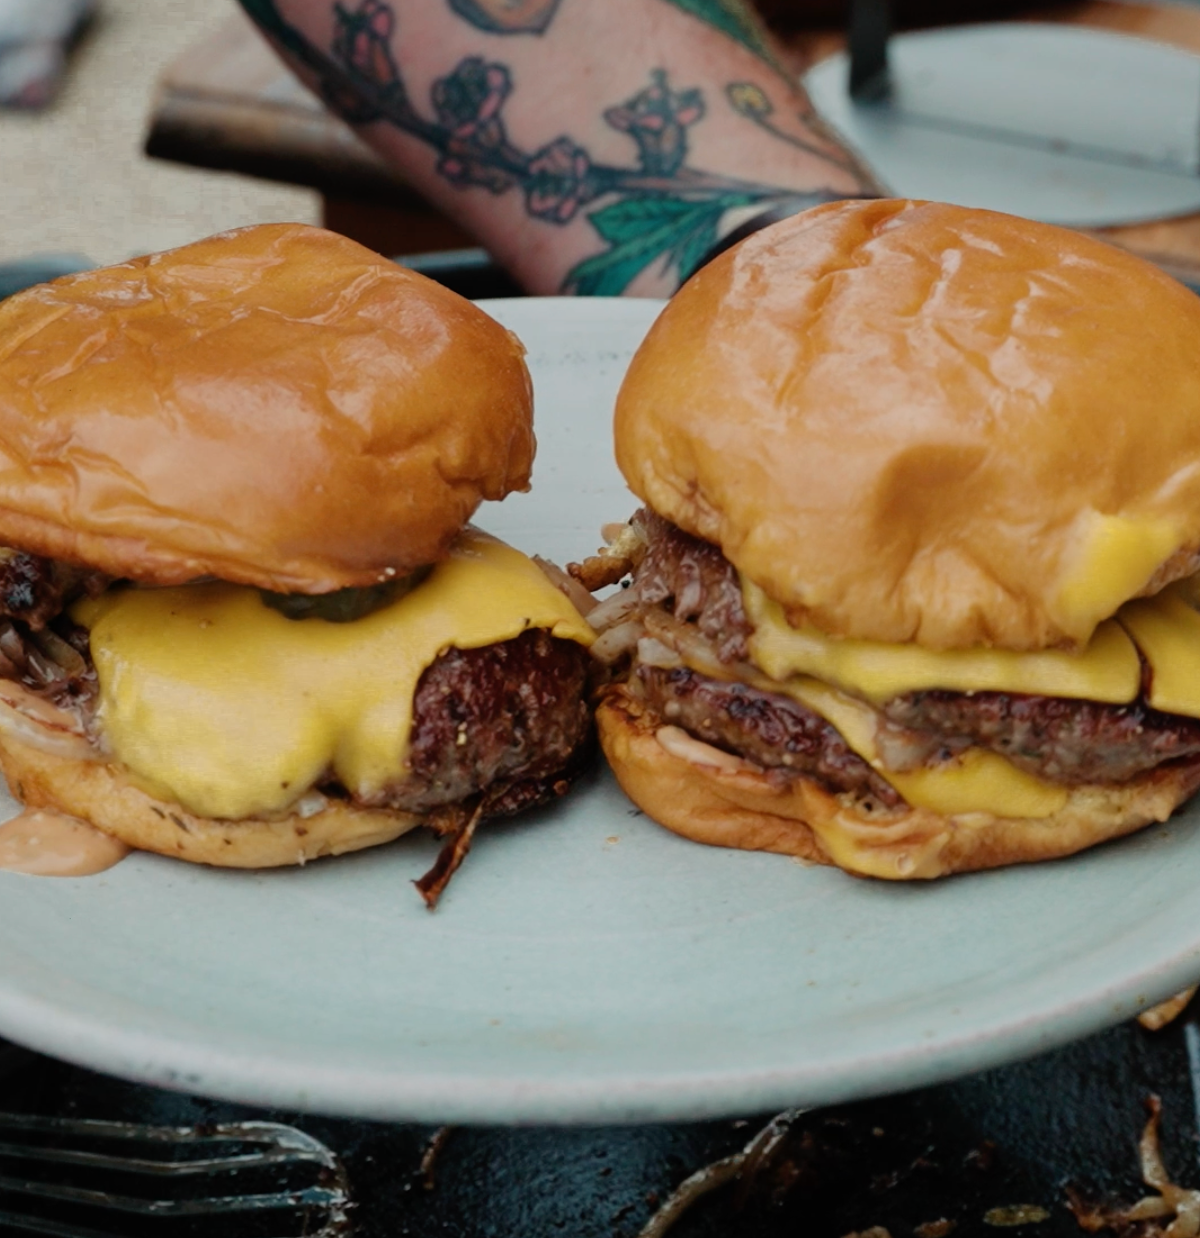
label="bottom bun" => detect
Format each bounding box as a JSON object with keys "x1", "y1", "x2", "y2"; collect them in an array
[
  {"x1": 0, "y1": 731, "x2": 419, "y2": 868},
  {"x1": 597, "y1": 687, "x2": 1200, "y2": 880}
]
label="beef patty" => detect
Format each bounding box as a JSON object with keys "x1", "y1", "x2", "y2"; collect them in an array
[
  {"x1": 881, "y1": 690, "x2": 1200, "y2": 785},
  {"x1": 628, "y1": 510, "x2": 1200, "y2": 795},
  {"x1": 0, "y1": 585, "x2": 593, "y2": 817},
  {"x1": 383, "y1": 627, "x2": 593, "y2": 812},
  {"x1": 635, "y1": 663, "x2": 901, "y2": 807}
]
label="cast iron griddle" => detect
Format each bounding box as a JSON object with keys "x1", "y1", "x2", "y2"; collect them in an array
[{"x1": 1, "y1": 1003, "x2": 1197, "y2": 1236}]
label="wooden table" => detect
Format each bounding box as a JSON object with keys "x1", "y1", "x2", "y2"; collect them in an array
[{"x1": 146, "y1": 1, "x2": 1200, "y2": 275}]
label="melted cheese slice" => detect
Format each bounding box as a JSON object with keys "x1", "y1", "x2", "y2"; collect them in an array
[
  {"x1": 1118, "y1": 586, "x2": 1200, "y2": 717},
  {"x1": 781, "y1": 676, "x2": 1069, "y2": 819},
  {"x1": 73, "y1": 530, "x2": 594, "y2": 820},
  {"x1": 744, "y1": 579, "x2": 1140, "y2": 705},
  {"x1": 1053, "y1": 512, "x2": 1180, "y2": 643}
]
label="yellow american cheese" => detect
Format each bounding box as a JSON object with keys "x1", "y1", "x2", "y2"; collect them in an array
[
  {"x1": 72, "y1": 530, "x2": 594, "y2": 821},
  {"x1": 1118, "y1": 586, "x2": 1200, "y2": 718},
  {"x1": 1053, "y1": 512, "x2": 1180, "y2": 644},
  {"x1": 743, "y1": 579, "x2": 1140, "y2": 705},
  {"x1": 732, "y1": 559, "x2": 1200, "y2": 822},
  {"x1": 780, "y1": 676, "x2": 1069, "y2": 819}
]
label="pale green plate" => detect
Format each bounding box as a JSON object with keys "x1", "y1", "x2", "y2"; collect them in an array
[{"x1": 0, "y1": 298, "x2": 1197, "y2": 1124}]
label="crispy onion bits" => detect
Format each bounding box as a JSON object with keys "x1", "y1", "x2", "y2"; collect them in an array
[
  {"x1": 569, "y1": 520, "x2": 648, "y2": 593},
  {"x1": 1067, "y1": 1095, "x2": 1200, "y2": 1236}
]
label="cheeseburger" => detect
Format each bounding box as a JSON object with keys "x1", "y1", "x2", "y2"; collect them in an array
[
  {"x1": 0, "y1": 223, "x2": 594, "y2": 902},
  {"x1": 591, "y1": 198, "x2": 1200, "y2": 879}
]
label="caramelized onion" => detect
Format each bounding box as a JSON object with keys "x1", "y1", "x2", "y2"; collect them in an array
[
  {"x1": 23, "y1": 645, "x2": 61, "y2": 685},
  {"x1": 655, "y1": 725, "x2": 756, "y2": 774},
  {"x1": 636, "y1": 636, "x2": 683, "y2": 669},
  {"x1": 1069, "y1": 1096, "x2": 1200, "y2": 1235},
  {"x1": 0, "y1": 680, "x2": 95, "y2": 761},
  {"x1": 591, "y1": 620, "x2": 645, "y2": 666},
  {"x1": 0, "y1": 623, "x2": 24, "y2": 667},
  {"x1": 587, "y1": 587, "x2": 641, "y2": 633},
  {"x1": 31, "y1": 628, "x2": 87, "y2": 679},
  {"x1": 533, "y1": 556, "x2": 598, "y2": 616},
  {"x1": 642, "y1": 609, "x2": 736, "y2": 682}
]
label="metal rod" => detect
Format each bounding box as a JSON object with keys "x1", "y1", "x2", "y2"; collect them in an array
[{"x1": 849, "y1": 0, "x2": 893, "y2": 101}]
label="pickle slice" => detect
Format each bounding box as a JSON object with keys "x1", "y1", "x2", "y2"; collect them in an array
[{"x1": 261, "y1": 566, "x2": 433, "y2": 623}]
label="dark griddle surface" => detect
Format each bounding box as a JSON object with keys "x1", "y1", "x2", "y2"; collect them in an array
[{"x1": 3, "y1": 1002, "x2": 1198, "y2": 1237}]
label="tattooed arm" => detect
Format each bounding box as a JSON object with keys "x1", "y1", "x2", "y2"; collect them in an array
[{"x1": 239, "y1": 0, "x2": 881, "y2": 295}]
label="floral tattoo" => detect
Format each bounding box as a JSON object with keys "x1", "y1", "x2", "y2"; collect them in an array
[{"x1": 241, "y1": 0, "x2": 857, "y2": 294}]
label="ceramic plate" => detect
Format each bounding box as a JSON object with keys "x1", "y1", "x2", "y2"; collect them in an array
[{"x1": 1, "y1": 297, "x2": 1199, "y2": 1125}]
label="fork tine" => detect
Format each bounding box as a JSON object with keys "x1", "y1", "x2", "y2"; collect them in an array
[
  {"x1": 0, "y1": 1112, "x2": 353, "y2": 1237},
  {"x1": 0, "y1": 1114, "x2": 340, "y2": 1163},
  {"x1": 0, "y1": 1139, "x2": 322, "y2": 1176},
  {"x1": 0, "y1": 1174, "x2": 348, "y2": 1215}
]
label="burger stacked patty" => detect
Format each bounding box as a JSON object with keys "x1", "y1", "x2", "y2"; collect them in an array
[
  {"x1": 622, "y1": 509, "x2": 1200, "y2": 797},
  {"x1": 880, "y1": 691, "x2": 1200, "y2": 785},
  {"x1": 0, "y1": 566, "x2": 593, "y2": 817},
  {"x1": 636, "y1": 664, "x2": 902, "y2": 807}
]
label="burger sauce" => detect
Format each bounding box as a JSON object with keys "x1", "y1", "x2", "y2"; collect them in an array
[{"x1": 0, "y1": 809, "x2": 129, "y2": 876}]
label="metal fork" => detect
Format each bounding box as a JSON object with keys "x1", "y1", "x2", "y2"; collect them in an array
[{"x1": 0, "y1": 1110, "x2": 353, "y2": 1236}]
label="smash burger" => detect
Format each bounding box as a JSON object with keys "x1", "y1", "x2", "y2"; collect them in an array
[
  {"x1": 0, "y1": 224, "x2": 594, "y2": 902},
  {"x1": 591, "y1": 199, "x2": 1200, "y2": 879}
]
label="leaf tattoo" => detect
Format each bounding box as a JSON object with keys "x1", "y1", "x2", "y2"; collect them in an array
[
  {"x1": 656, "y1": 0, "x2": 780, "y2": 67},
  {"x1": 239, "y1": 0, "x2": 837, "y2": 293}
]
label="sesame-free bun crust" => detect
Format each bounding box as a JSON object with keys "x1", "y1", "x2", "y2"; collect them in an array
[
  {"x1": 597, "y1": 687, "x2": 1200, "y2": 879},
  {"x1": 0, "y1": 223, "x2": 534, "y2": 592},
  {"x1": 0, "y1": 727, "x2": 420, "y2": 868},
  {"x1": 615, "y1": 199, "x2": 1200, "y2": 651}
]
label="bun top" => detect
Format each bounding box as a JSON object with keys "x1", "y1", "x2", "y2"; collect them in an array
[
  {"x1": 0, "y1": 223, "x2": 534, "y2": 592},
  {"x1": 615, "y1": 199, "x2": 1200, "y2": 651}
]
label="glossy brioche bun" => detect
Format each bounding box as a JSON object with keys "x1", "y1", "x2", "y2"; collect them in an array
[
  {"x1": 0, "y1": 223, "x2": 534, "y2": 593},
  {"x1": 597, "y1": 687, "x2": 1200, "y2": 879},
  {"x1": 615, "y1": 199, "x2": 1200, "y2": 652},
  {"x1": 0, "y1": 720, "x2": 420, "y2": 868}
]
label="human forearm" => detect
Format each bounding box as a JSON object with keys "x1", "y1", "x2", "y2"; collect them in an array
[{"x1": 240, "y1": 0, "x2": 881, "y2": 295}]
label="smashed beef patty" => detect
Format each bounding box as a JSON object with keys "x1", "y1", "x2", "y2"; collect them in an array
[
  {"x1": 629, "y1": 511, "x2": 1200, "y2": 794},
  {"x1": 881, "y1": 690, "x2": 1200, "y2": 785},
  {"x1": 635, "y1": 663, "x2": 902, "y2": 806},
  {"x1": 0, "y1": 590, "x2": 593, "y2": 815}
]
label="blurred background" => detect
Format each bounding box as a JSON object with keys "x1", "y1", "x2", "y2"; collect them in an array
[
  {"x1": 0, "y1": 0, "x2": 319, "y2": 268},
  {"x1": 6, "y1": 0, "x2": 1200, "y2": 271}
]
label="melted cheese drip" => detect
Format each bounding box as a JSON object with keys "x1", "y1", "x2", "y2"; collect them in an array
[
  {"x1": 1053, "y1": 511, "x2": 1180, "y2": 643},
  {"x1": 744, "y1": 579, "x2": 1140, "y2": 704},
  {"x1": 1118, "y1": 586, "x2": 1200, "y2": 717},
  {"x1": 73, "y1": 530, "x2": 594, "y2": 821},
  {"x1": 733, "y1": 558, "x2": 1200, "y2": 826},
  {"x1": 781, "y1": 676, "x2": 1069, "y2": 819}
]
